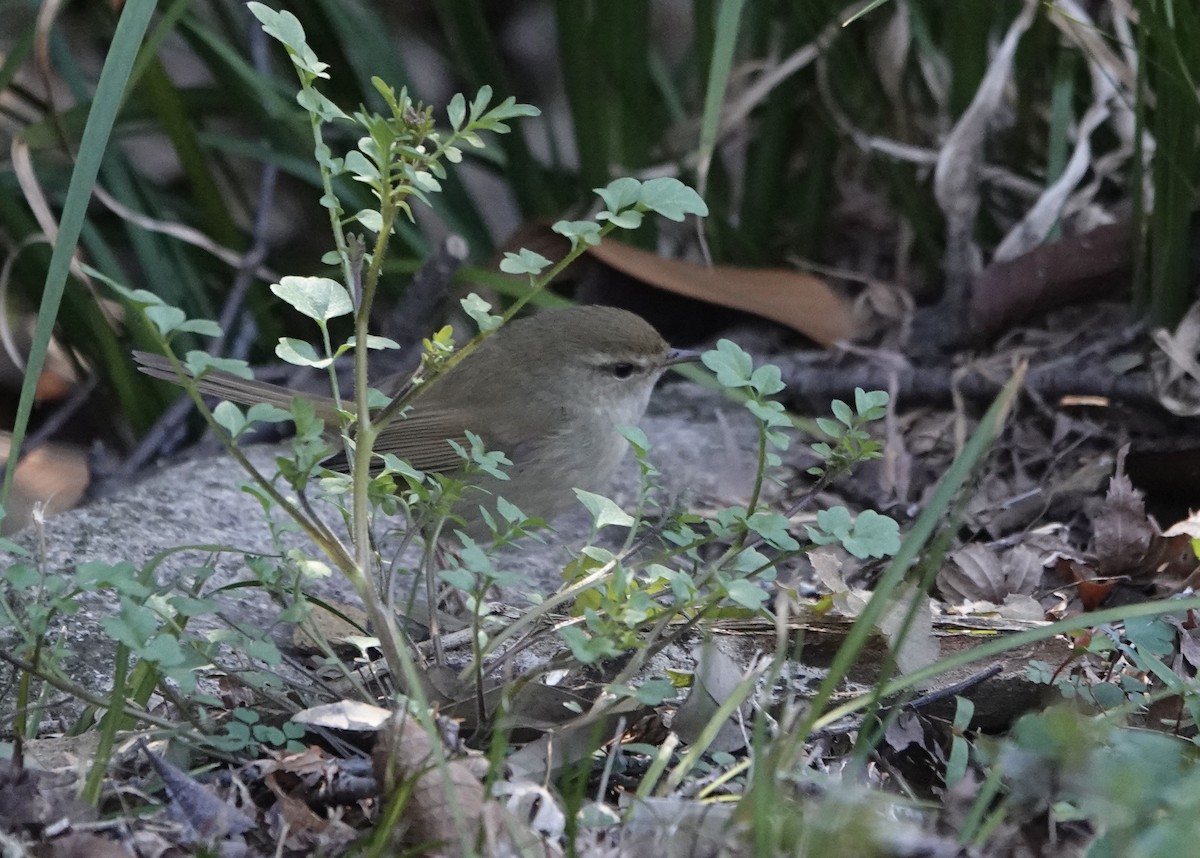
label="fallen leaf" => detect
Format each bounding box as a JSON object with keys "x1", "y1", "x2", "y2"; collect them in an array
[
  {"x1": 671, "y1": 637, "x2": 752, "y2": 753},
  {"x1": 586, "y1": 240, "x2": 856, "y2": 346},
  {"x1": 0, "y1": 434, "x2": 89, "y2": 534}
]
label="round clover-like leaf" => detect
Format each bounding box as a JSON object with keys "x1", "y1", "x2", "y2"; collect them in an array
[
  {"x1": 499, "y1": 248, "x2": 552, "y2": 276},
  {"x1": 144, "y1": 305, "x2": 186, "y2": 337},
  {"x1": 639, "y1": 177, "x2": 708, "y2": 221},
  {"x1": 461, "y1": 293, "x2": 503, "y2": 331},
  {"x1": 271, "y1": 276, "x2": 352, "y2": 323},
  {"x1": 594, "y1": 177, "x2": 642, "y2": 215},
  {"x1": 276, "y1": 337, "x2": 333, "y2": 368},
  {"x1": 552, "y1": 219, "x2": 603, "y2": 247},
  {"x1": 701, "y1": 339, "x2": 755, "y2": 388}
]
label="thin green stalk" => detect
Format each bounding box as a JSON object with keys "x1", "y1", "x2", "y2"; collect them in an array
[
  {"x1": 733, "y1": 424, "x2": 769, "y2": 550},
  {"x1": 308, "y1": 107, "x2": 354, "y2": 302},
  {"x1": 81, "y1": 642, "x2": 130, "y2": 803}
]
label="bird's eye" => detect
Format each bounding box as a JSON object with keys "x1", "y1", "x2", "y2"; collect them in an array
[{"x1": 609, "y1": 362, "x2": 635, "y2": 379}]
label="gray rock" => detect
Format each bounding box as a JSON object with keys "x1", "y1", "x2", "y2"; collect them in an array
[{"x1": 0, "y1": 376, "x2": 778, "y2": 715}]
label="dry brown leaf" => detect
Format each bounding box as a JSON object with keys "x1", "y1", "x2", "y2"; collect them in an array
[
  {"x1": 371, "y1": 710, "x2": 486, "y2": 857},
  {"x1": 294, "y1": 701, "x2": 391, "y2": 732},
  {"x1": 1093, "y1": 454, "x2": 1155, "y2": 578},
  {"x1": 671, "y1": 638, "x2": 752, "y2": 754},
  {"x1": 138, "y1": 740, "x2": 255, "y2": 843},
  {"x1": 939, "y1": 544, "x2": 1006, "y2": 604},
  {"x1": 882, "y1": 711, "x2": 930, "y2": 754},
  {"x1": 939, "y1": 544, "x2": 1044, "y2": 604},
  {"x1": 264, "y1": 770, "x2": 330, "y2": 834},
  {"x1": 585, "y1": 240, "x2": 855, "y2": 346},
  {"x1": 48, "y1": 833, "x2": 131, "y2": 858},
  {"x1": 290, "y1": 601, "x2": 369, "y2": 653},
  {"x1": 1000, "y1": 545, "x2": 1045, "y2": 597},
  {"x1": 0, "y1": 434, "x2": 89, "y2": 534},
  {"x1": 1089, "y1": 448, "x2": 1195, "y2": 591},
  {"x1": 877, "y1": 584, "x2": 939, "y2": 676}
]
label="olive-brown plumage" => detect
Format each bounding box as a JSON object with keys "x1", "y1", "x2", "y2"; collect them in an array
[{"x1": 135, "y1": 305, "x2": 695, "y2": 537}]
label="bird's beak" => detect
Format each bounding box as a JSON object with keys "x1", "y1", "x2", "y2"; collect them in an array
[{"x1": 664, "y1": 348, "x2": 703, "y2": 367}]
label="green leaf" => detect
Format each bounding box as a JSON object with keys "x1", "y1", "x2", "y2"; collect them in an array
[
  {"x1": 1125, "y1": 615, "x2": 1175, "y2": 658},
  {"x1": 411, "y1": 169, "x2": 441, "y2": 193},
  {"x1": 296, "y1": 87, "x2": 346, "y2": 121},
  {"x1": 453, "y1": 431, "x2": 511, "y2": 480},
  {"x1": 247, "y1": 3, "x2": 299, "y2": 50},
  {"x1": 184, "y1": 351, "x2": 253, "y2": 380},
  {"x1": 481, "y1": 96, "x2": 540, "y2": 123},
  {"x1": 3, "y1": 563, "x2": 37, "y2": 586},
  {"x1": 88, "y1": 267, "x2": 163, "y2": 307},
  {"x1": 745, "y1": 511, "x2": 799, "y2": 550},
  {"x1": 144, "y1": 304, "x2": 186, "y2": 336},
  {"x1": 631, "y1": 678, "x2": 676, "y2": 706},
  {"x1": 855, "y1": 388, "x2": 889, "y2": 418},
  {"x1": 246, "y1": 402, "x2": 291, "y2": 424},
  {"x1": 460, "y1": 293, "x2": 503, "y2": 331},
  {"x1": 559, "y1": 625, "x2": 604, "y2": 665},
  {"x1": 745, "y1": 399, "x2": 791, "y2": 429},
  {"x1": 469, "y1": 85, "x2": 493, "y2": 122},
  {"x1": 494, "y1": 496, "x2": 525, "y2": 525},
  {"x1": 815, "y1": 417, "x2": 842, "y2": 437},
  {"x1": 355, "y1": 209, "x2": 383, "y2": 233},
  {"x1": 848, "y1": 510, "x2": 900, "y2": 557},
  {"x1": 701, "y1": 339, "x2": 753, "y2": 387},
  {"x1": 345, "y1": 150, "x2": 380, "y2": 183},
  {"x1": 574, "y1": 489, "x2": 635, "y2": 529},
  {"x1": 598, "y1": 210, "x2": 643, "y2": 230},
  {"x1": 639, "y1": 177, "x2": 708, "y2": 221},
  {"x1": 246, "y1": 637, "x2": 282, "y2": 663},
  {"x1": 748, "y1": 364, "x2": 785, "y2": 396},
  {"x1": 344, "y1": 335, "x2": 401, "y2": 351},
  {"x1": 139, "y1": 634, "x2": 185, "y2": 667},
  {"x1": 276, "y1": 337, "x2": 333, "y2": 368},
  {"x1": 729, "y1": 546, "x2": 770, "y2": 573},
  {"x1": 213, "y1": 401, "x2": 246, "y2": 436},
  {"x1": 618, "y1": 425, "x2": 650, "y2": 455},
  {"x1": 447, "y1": 91, "x2": 466, "y2": 130},
  {"x1": 271, "y1": 276, "x2": 352, "y2": 323},
  {"x1": 580, "y1": 546, "x2": 616, "y2": 564},
  {"x1": 552, "y1": 219, "x2": 603, "y2": 247},
  {"x1": 831, "y1": 399, "x2": 853, "y2": 427},
  {"x1": 499, "y1": 248, "x2": 552, "y2": 276},
  {"x1": 806, "y1": 507, "x2": 900, "y2": 559},
  {"x1": 595, "y1": 177, "x2": 642, "y2": 214},
  {"x1": 249, "y1": 3, "x2": 328, "y2": 80},
  {"x1": 725, "y1": 578, "x2": 767, "y2": 609},
  {"x1": 173, "y1": 318, "x2": 222, "y2": 337},
  {"x1": 378, "y1": 456, "x2": 424, "y2": 488}
]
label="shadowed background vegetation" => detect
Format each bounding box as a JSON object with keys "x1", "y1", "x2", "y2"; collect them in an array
[{"x1": 1, "y1": 0, "x2": 1197, "y2": 488}]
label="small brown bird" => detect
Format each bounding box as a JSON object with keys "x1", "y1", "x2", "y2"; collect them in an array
[{"x1": 135, "y1": 305, "x2": 697, "y2": 538}]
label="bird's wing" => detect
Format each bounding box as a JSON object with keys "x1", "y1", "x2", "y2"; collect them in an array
[
  {"x1": 133, "y1": 352, "x2": 343, "y2": 420},
  {"x1": 323, "y1": 407, "x2": 489, "y2": 474}
]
